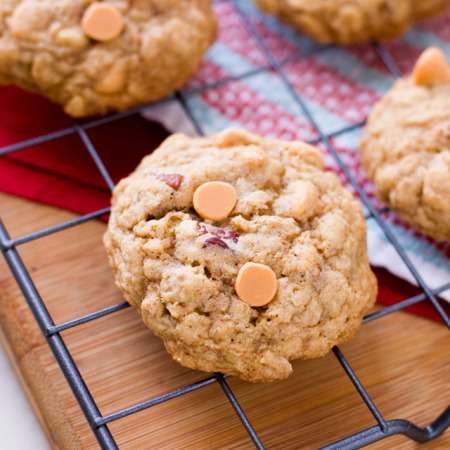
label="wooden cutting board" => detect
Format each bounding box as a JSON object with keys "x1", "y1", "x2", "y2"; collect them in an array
[{"x1": 0, "y1": 191, "x2": 449, "y2": 449}]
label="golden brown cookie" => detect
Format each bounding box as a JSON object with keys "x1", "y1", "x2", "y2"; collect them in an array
[
  {"x1": 0, "y1": 0, "x2": 216, "y2": 117},
  {"x1": 360, "y1": 48, "x2": 450, "y2": 242},
  {"x1": 253, "y1": 0, "x2": 450, "y2": 44},
  {"x1": 104, "y1": 128, "x2": 377, "y2": 382}
]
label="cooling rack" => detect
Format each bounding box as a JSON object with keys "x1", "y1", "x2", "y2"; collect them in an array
[{"x1": 0, "y1": 0, "x2": 449, "y2": 448}]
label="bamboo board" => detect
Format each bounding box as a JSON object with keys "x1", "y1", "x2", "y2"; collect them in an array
[{"x1": 0, "y1": 192, "x2": 449, "y2": 449}]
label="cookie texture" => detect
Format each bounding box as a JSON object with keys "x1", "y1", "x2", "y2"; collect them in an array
[
  {"x1": 360, "y1": 77, "x2": 450, "y2": 242},
  {"x1": 104, "y1": 129, "x2": 377, "y2": 382},
  {"x1": 253, "y1": 0, "x2": 450, "y2": 44},
  {"x1": 0, "y1": 0, "x2": 216, "y2": 117}
]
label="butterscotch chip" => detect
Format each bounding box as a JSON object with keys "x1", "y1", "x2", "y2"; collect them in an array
[
  {"x1": 252, "y1": 0, "x2": 450, "y2": 44},
  {"x1": 293, "y1": 181, "x2": 316, "y2": 215},
  {"x1": 81, "y1": 3, "x2": 124, "y2": 42},
  {"x1": 412, "y1": 47, "x2": 450, "y2": 86},
  {"x1": 273, "y1": 180, "x2": 318, "y2": 218},
  {"x1": 104, "y1": 128, "x2": 377, "y2": 382},
  {"x1": 0, "y1": 1, "x2": 217, "y2": 117},
  {"x1": 193, "y1": 182, "x2": 237, "y2": 221},
  {"x1": 235, "y1": 263, "x2": 278, "y2": 307},
  {"x1": 360, "y1": 48, "x2": 450, "y2": 242}
]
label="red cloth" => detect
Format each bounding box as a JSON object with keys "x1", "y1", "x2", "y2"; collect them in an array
[{"x1": 1, "y1": 86, "x2": 449, "y2": 322}]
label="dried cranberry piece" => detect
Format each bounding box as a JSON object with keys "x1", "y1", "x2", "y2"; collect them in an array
[
  {"x1": 225, "y1": 231, "x2": 239, "y2": 243},
  {"x1": 196, "y1": 223, "x2": 208, "y2": 235},
  {"x1": 203, "y1": 237, "x2": 229, "y2": 250},
  {"x1": 196, "y1": 223, "x2": 240, "y2": 246},
  {"x1": 156, "y1": 173, "x2": 184, "y2": 190}
]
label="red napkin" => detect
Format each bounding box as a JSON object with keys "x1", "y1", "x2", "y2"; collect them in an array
[{"x1": 1, "y1": 86, "x2": 448, "y2": 322}]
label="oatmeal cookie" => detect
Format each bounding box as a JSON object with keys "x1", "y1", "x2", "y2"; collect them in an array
[
  {"x1": 253, "y1": 0, "x2": 450, "y2": 44},
  {"x1": 104, "y1": 128, "x2": 377, "y2": 382},
  {"x1": 360, "y1": 48, "x2": 450, "y2": 242},
  {"x1": 0, "y1": 0, "x2": 216, "y2": 117}
]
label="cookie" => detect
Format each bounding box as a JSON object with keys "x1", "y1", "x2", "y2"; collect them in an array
[
  {"x1": 104, "y1": 128, "x2": 377, "y2": 382},
  {"x1": 360, "y1": 47, "x2": 450, "y2": 243},
  {"x1": 253, "y1": 0, "x2": 450, "y2": 44},
  {"x1": 0, "y1": 1, "x2": 216, "y2": 117}
]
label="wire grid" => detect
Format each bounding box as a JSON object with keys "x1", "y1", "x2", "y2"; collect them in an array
[{"x1": 0, "y1": 0, "x2": 450, "y2": 448}]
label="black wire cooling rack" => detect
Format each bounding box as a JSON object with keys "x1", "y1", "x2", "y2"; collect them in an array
[{"x1": 1, "y1": 0, "x2": 450, "y2": 448}]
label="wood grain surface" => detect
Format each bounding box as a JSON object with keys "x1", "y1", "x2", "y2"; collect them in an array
[{"x1": 0, "y1": 191, "x2": 449, "y2": 449}]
